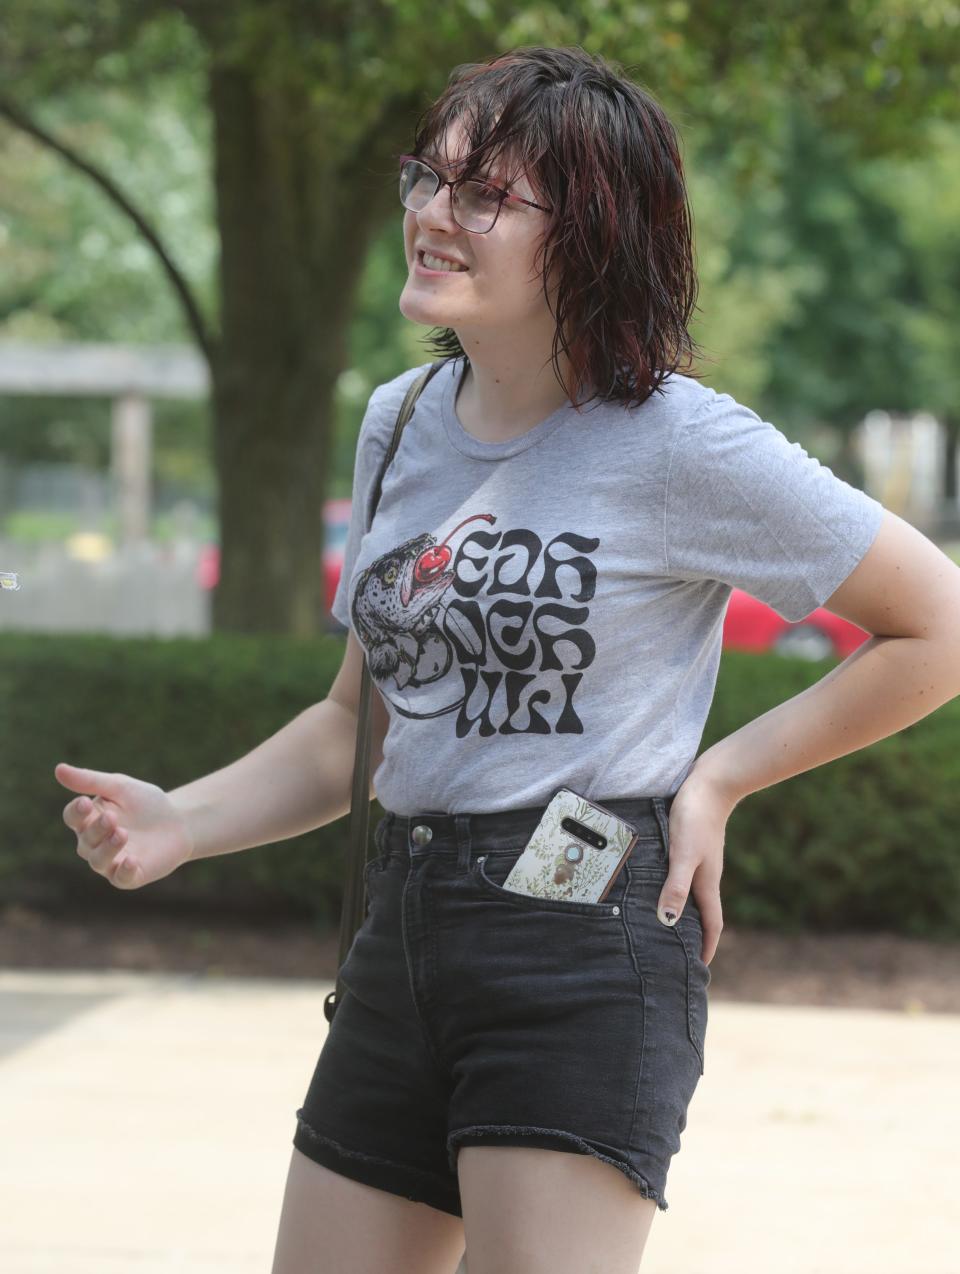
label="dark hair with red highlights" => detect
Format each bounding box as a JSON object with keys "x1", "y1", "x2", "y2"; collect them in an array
[{"x1": 400, "y1": 44, "x2": 710, "y2": 409}]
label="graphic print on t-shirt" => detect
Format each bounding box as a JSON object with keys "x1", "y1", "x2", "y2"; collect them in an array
[{"x1": 350, "y1": 511, "x2": 599, "y2": 735}]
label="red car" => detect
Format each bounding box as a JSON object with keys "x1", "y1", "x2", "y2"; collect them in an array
[{"x1": 723, "y1": 587, "x2": 870, "y2": 660}]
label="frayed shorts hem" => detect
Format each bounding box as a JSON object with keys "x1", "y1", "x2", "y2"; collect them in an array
[
  {"x1": 447, "y1": 1123, "x2": 669, "y2": 1211},
  {"x1": 293, "y1": 1109, "x2": 463, "y2": 1218}
]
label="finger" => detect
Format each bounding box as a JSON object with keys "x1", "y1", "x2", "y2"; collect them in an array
[
  {"x1": 73, "y1": 806, "x2": 117, "y2": 859},
  {"x1": 55, "y1": 763, "x2": 122, "y2": 802},
  {"x1": 81, "y1": 822, "x2": 127, "y2": 872},
  {"x1": 656, "y1": 872, "x2": 692, "y2": 928},
  {"x1": 84, "y1": 809, "x2": 119, "y2": 852},
  {"x1": 108, "y1": 852, "x2": 138, "y2": 888},
  {"x1": 63, "y1": 794, "x2": 97, "y2": 832},
  {"x1": 698, "y1": 901, "x2": 724, "y2": 966}
]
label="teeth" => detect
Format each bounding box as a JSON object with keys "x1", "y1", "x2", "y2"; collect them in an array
[{"x1": 422, "y1": 251, "x2": 467, "y2": 272}]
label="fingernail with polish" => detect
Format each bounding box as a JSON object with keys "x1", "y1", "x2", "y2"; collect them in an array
[{"x1": 659, "y1": 907, "x2": 678, "y2": 926}]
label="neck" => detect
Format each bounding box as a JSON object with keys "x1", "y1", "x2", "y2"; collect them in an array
[{"x1": 455, "y1": 354, "x2": 576, "y2": 436}]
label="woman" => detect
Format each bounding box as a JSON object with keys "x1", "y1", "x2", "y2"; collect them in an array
[{"x1": 58, "y1": 44, "x2": 960, "y2": 1274}]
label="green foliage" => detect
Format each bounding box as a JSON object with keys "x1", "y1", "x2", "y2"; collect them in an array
[
  {"x1": 5, "y1": 632, "x2": 959, "y2": 937},
  {"x1": 4, "y1": 2, "x2": 960, "y2": 460},
  {"x1": 1, "y1": 629, "x2": 368, "y2": 927},
  {"x1": 727, "y1": 104, "x2": 927, "y2": 432},
  {"x1": 3, "y1": 0, "x2": 960, "y2": 634},
  {"x1": 0, "y1": 72, "x2": 215, "y2": 344},
  {"x1": 869, "y1": 118, "x2": 960, "y2": 421}
]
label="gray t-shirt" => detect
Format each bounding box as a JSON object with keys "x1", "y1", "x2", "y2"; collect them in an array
[{"x1": 332, "y1": 355, "x2": 884, "y2": 815}]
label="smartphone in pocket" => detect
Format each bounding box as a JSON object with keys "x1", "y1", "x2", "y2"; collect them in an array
[{"x1": 500, "y1": 786, "x2": 641, "y2": 904}]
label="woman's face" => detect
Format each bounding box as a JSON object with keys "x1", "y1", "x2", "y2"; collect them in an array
[{"x1": 399, "y1": 119, "x2": 558, "y2": 344}]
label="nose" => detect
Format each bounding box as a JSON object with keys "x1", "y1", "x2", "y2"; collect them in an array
[{"x1": 416, "y1": 182, "x2": 460, "y2": 233}]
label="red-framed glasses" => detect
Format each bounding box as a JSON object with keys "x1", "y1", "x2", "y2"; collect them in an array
[{"x1": 398, "y1": 154, "x2": 552, "y2": 233}]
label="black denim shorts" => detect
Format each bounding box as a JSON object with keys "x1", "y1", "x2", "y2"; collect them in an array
[{"x1": 293, "y1": 793, "x2": 710, "y2": 1216}]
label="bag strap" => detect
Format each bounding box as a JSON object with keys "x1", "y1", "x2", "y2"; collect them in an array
[{"x1": 323, "y1": 357, "x2": 450, "y2": 1023}]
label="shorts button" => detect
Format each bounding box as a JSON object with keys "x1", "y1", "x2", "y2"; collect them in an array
[
  {"x1": 612, "y1": 905, "x2": 620, "y2": 915},
  {"x1": 411, "y1": 824, "x2": 433, "y2": 846}
]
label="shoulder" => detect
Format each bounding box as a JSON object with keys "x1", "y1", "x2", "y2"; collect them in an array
[
  {"x1": 654, "y1": 372, "x2": 749, "y2": 436},
  {"x1": 607, "y1": 371, "x2": 732, "y2": 448},
  {"x1": 349, "y1": 361, "x2": 438, "y2": 464},
  {"x1": 650, "y1": 369, "x2": 717, "y2": 416},
  {"x1": 367, "y1": 360, "x2": 444, "y2": 425},
  {"x1": 663, "y1": 375, "x2": 878, "y2": 531},
  {"x1": 659, "y1": 374, "x2": 799, "y2": 470}
]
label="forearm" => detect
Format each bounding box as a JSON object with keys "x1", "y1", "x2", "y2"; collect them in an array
[
  {"x1": 690, "y1": 632, "x2": 960, "y2": 809},
  {"x1": 169, "y1": 698, "x2": 367, "y2": 861}
]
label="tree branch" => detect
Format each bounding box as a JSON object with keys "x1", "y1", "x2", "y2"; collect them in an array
[{"x1": 0, "y1": 93, "x2": 217, "y2": 362}]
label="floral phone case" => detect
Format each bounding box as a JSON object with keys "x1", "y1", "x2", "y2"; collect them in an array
[{"x1": 500, "y1": 786, "x2": 641, "y2": 904}]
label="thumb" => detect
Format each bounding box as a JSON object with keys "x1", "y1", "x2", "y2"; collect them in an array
[
  {"x1": 54, "y1": 762, "x2": 121, "y2": 801},
  {"x1": 657, "y1": 874, "x2": 689, "y2": 927}
]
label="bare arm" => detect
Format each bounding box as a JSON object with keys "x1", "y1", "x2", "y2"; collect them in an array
[
  {"x1": 688, "y1": 509, "x2": 960, "y2": 808},
  {"x1": 658, "y1": 509, "x2": 960, "y2": 966},
  {"x1": 170, "y1": 630, "x2": 389, "y2": 861}
]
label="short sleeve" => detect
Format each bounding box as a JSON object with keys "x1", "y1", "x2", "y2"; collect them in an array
[
  {"x1": 329, "y1": 389, "x2": 392, "y2": 630},
  {"x1": 665, "y1": 389, "x2": 885, "y2": 623}
]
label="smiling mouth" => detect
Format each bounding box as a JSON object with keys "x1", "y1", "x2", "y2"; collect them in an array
[{"x1": 417, "y1": 250, "x2": 469, "y2": 273}]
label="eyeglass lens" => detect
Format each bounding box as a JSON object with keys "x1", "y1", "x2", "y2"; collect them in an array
[{"x1": 399, "y1": 160, "x2": 501, "y2": 232}]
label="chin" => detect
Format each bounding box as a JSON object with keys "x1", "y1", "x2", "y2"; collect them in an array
[{"x1": 400, "y1": 292, "x2": 451, "y2": 325}]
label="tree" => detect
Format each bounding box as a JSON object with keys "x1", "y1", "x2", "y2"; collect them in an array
[
  {"x1": 875, "y1": 120, "x2": 960, "y2": 503},
  {"x1": 2, "y1": 0, "x2": 957, "y2": 632}
]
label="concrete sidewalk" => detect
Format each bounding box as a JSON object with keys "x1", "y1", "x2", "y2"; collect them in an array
[{"x1": 0, "y1": 967, "x2": 956, "y2": 1273}]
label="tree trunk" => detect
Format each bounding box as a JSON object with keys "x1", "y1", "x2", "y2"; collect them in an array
[{"x1": 206, "y1": 63, "x2": 399, "y2": 635}]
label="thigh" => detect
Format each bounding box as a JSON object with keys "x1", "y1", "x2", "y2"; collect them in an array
[
  {"x1": 458, "y1": 1144, "x2": 657, "y2": 1274},
  {"x1": 271, "y1": 1147, "x2": 465, "y2": 1274}
]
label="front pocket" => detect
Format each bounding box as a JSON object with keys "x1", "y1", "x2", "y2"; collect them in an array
[
  {"x1": 363, "y1": 848, "x2": 406, "y2": 888},
  {"x1": 363, "y1": 853, "x2": 390, "y2": 885},
  {"x1": 473, "y1": 853, "x2": 624, "y2": 918},
  {"x1": 672, "y1": 917, "x2": 711, "y2": 1075}
]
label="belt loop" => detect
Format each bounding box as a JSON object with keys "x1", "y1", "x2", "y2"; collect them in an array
[
  {"x1": 377, "y1": 812, "x2": 393, "y2": 855},
  {"x1": 455, "y1": 813, "x2": 472, "y2": 871},
  {"x1": 652, "y1": 797, "x2": 671, "y2": 865}
]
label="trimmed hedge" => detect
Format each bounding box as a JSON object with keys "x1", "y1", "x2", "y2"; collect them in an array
[{"x1": 3, "y1": 631, "x2": 958, "y2": 939}]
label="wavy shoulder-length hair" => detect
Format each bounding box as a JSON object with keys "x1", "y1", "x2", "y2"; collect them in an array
[{"x1": 398, "y1": 44, "x2": 710, "y2": 410}]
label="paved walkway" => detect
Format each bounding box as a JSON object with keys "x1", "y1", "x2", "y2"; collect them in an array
[{"x1": 1, "y1": 967, "x2": 956, "y2": 1273}]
